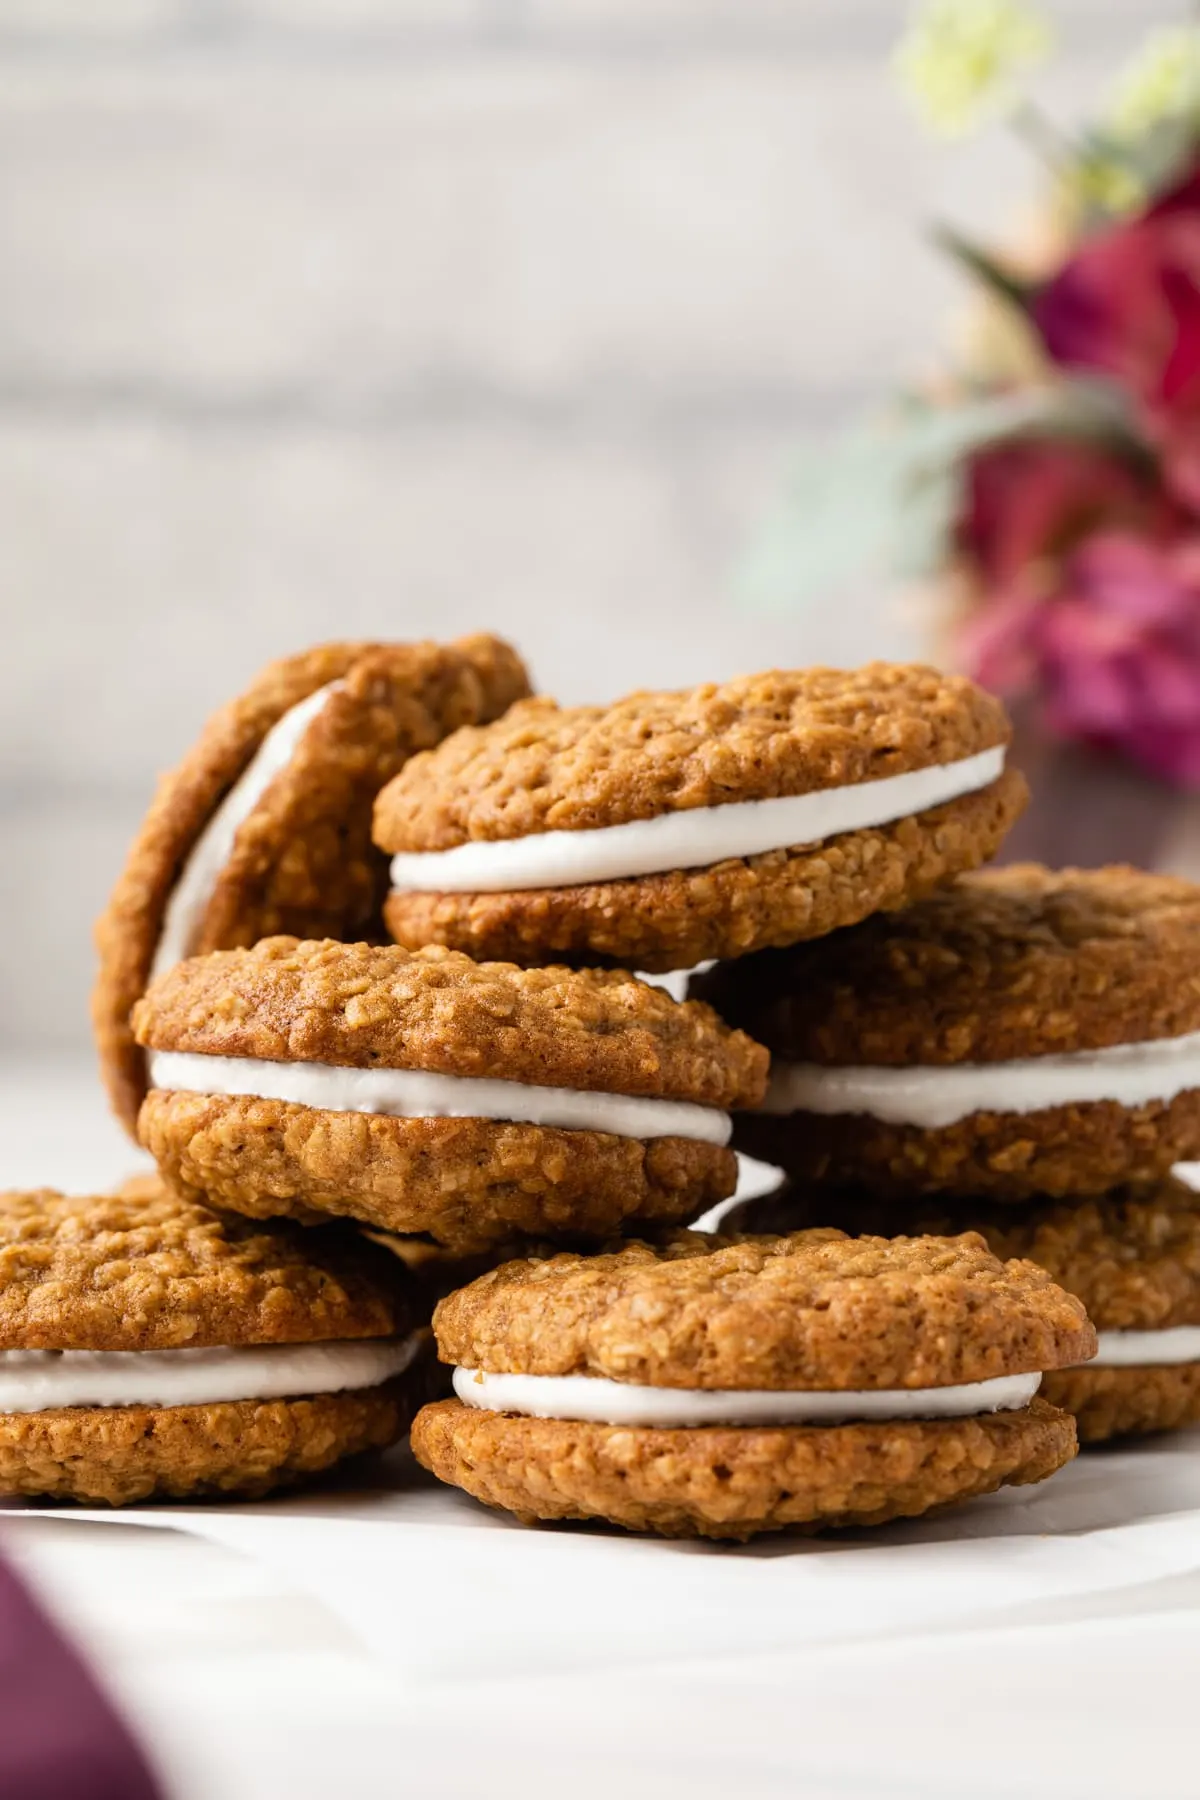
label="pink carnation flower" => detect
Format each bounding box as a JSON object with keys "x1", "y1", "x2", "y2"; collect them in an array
[
  {"x1": 1031, "y1": 162, "x2": 1200, "y2": 511},
  {"x1": 963, "y1": 529, "x2": 1200, "y2": 787},
  {"x1": 960, "y1": 438, "x2": 1174, "y2": 581}
]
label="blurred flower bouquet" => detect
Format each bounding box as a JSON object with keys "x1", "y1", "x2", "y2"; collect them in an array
[{"x1": 745, "y1": 4, "x2": 1200, "y2": 842}]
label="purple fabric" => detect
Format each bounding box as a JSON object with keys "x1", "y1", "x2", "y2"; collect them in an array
[{"x1": 0, "y1": 1546, "x2": 162, "y2": 1800}]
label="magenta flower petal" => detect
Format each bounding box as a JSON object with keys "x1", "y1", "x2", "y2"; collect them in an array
[{"x1": 961, "y1": 522, "x2": 1200, "y2": 790}]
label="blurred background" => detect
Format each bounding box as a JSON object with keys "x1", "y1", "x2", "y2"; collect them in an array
[{"x1": 0, "y1": 1, "x2": 1166, "y2": 1057}]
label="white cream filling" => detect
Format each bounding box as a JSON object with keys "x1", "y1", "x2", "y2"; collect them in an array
[
  {"x1": 147, "y1": 1050, "x2": 732, "y2": 1146},
  {"x1": 1088, "y1": 1327, "x2": 1200, "y2": 1369},
  {"x1": 0, "y1": 1334, "x2": 421, "y2": 1414},
  {"x1": 152, "y1": 681, "x2": 341, "y2": 978},
  {"x1": 760, "y1": 1028, "x2": 1200, "y2": 1131},
  {"x1": 451, "y1": 1366, "x2": 1041, "y2": 1427},
  {"x1": 388, "y1": 746, "x2": 1006, "y2": 893}
]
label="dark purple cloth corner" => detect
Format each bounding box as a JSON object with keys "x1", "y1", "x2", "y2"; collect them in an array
[{"x1": 0, "y1": 1546, "x2": 163, "y2": 1800}]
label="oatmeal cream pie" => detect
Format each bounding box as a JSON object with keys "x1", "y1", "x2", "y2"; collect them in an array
[
  {"x1": 374, "y1": 663, "x2": 1026, "y2": 973},
  {"x1": 727, "y1": 1177, "x2": 1200, "y2": 1446},
  {"x1": 133, "y1": 938, "x2": 768, "y2": 1254},
  {"x1": 0, "y1": 1179, "x2": 426, "y2": 1505},
  {"x1": 694, "y1": 865, "x2": 1200, "y2": 1202},
  {"x1": 411, "y1": 1230, "x2": 1092, "y2": 1539},
  {"x1": 95, "y1": 634, "x2": 530, "y2": 1135}
]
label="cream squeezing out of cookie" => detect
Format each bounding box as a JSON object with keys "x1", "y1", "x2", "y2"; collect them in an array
[
  {"x1": 1086, "y1": 1326, "x2": 1200, "y2": 1367},
  {"x1": 451, "y1": 1366, "x2": 1042, "y2": 1427},
  {"x1": 152, "y1": 682, "x2": 342, "y2": 976},
  {"x1": 387, "y1": 745, "x2": 1006, "y2": 892},
  {"x1": 147, "y1": 1050, "x2": 733, "y2": 1144},
  {"x1": 0, "y1": 1335, "x2": 423, "y2": 1413},
  {"x1": 758, "y1": 1027, "x2": 1200, "y2": 1131}
]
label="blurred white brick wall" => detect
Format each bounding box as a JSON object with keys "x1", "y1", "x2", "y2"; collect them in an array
[{"x1": 0, "y1": 0, "x2": 1146, "y2": 1049}]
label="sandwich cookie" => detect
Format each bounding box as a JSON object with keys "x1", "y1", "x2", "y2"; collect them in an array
[
  {"x1": 411, "y1": 1230, "x2": 1092, "y2": 1539},
  {"x1": 0, "y1": 1180, "x2": 425, "y2": 1505},
  {"x1": 133, "y1": 938, "x2": 768, "y2": 1254},
  {"x1": 694, "y1": 865, "x2": 1200, "y2": 1201},
  {"x1": 95, "y1": 634, "x2": 530, "y2": 1135},
  {"x1": 730, "y1": 1178, "x2": 1200, "y2": 1445},
  {"x1": 374, "y1": 663, "x2": 1026, "y2": 973}
]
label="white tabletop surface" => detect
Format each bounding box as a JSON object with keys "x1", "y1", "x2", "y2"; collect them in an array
[{"x1": 2, "y1": 1060, "x2": 1199, "y2": 1800}]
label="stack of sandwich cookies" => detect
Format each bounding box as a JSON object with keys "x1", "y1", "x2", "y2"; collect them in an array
[
  {"x1": 728, "y1": 1178, "x2": 1200, "y2": 1445},
  {"x1": 375, "y1": 663, "x2": 1026, "y2": 973},
  {"x1": 411, "y1": 1230, "x2": 1094, "y2": 1538},
  {"x1": 133, "y1": 938, "x2": 768, "y2": 1253},
  {"x1": 0, "y1": 1180, "x2": 425, "y2": 1504},
  {"x1": 95, "y1": 634, "x2": 530, "y2": 1133},
  {"x1": 1025, "y1": 1182, "x2": 1200, "y2": 1442},
  {"x1": 695, "y1": 866, "x2": 1200, "y2": 1199}
]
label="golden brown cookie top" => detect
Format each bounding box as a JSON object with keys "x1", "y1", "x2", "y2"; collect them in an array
[
  {"x1": 373, "y1": 663, "x2": 1010, "y2": 849},
  {"x1": 692, "y1": 864, "x2": 1200, "y2": 1065},
  {"x1": 0, "y1": 1180, "x2": 412, "y2": 1351},
  {"x1": 94, "y1": 634, "x2": 530, "y2": 1135},
  {"x1": 751, "y1": 1177, "x2": 1200, "y2": 1334},
  {"x1": 432, "y1": 1229, "x2": 1094, "y2": 1389},
  {"x1": 133, "y1": 938, "x2": 769, "y2": 1108}
]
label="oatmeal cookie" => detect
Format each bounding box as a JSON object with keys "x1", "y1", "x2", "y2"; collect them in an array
[
  {"x1": 0, "y1": 1180, "x2": 425, "y2": 1504},
  {"x1": 376, "y1": 664, "x2": 1023, "y2": 971},
  {"x1": 94, "y1": 634, "x2": 529, "y2": 1134},
  {"x1": 729, "y1": 1177, "x2": 1200, "y2": 1445},
  {"x1": 432, "y1": 1229, "x2": 1092, "y2": 1389},
  {"x1": 383, "y1": 776, "x2": 1026, "y2": 974},
  {"x1": 0, "y1": 1390, "x2": 407, "y2": 1507},
  {"x1": 133, "y1": 938, "x2": 767, "y2": 1252},
  {"x1": 694, "y1": 866, "x2": 1200, "y2": 1200},
  {"x1": 411, "y1": 1397, "x2": 1074, "y2": 1540},
  {"x1": 1039, "y1": 1366, "x2": 1200, "y2": 1444},
  {"x1": 411, "y1": 1229, "x2": 1090, "y2": 1537}
]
